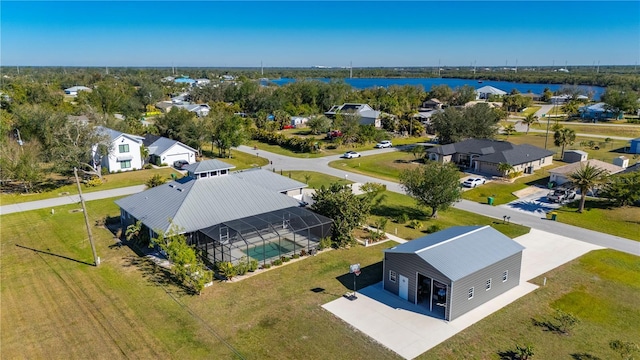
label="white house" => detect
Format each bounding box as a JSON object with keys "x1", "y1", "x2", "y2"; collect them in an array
[
  {"x1": 64, "y1": 86, "x2": 92, "y2": 96},
  {"x1": 94, "y1": 126, "x2": 144, "y2": 173},
  {"x1": 143, "y1": 134, "x2": 198, "y2": 166},
  {"x1": 324, "y1": 103, "x2": 382, "y2": 127},
  {"x1": 475, "y1": 86, "x2": 506, "y2": 100},
  {"x1": 549, "y1": 159, "x2": 624, "y2": 186},
  {"x1": 195, "y1": 78, "x2": 211, "y2": 87},
  {"x1": 291, "y1": 116, "x2": 309, "y2": 127},
  {"x1": 175, "y1": 103, "x2": 210, "y2": 117}
]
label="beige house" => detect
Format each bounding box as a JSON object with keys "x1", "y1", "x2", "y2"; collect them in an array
[
  {"x1": 426, "y1": 139, "x2": 554, "y2": 177},
  {"x1": 549, "y1": 159, "x2": 625, "y2": 186}
]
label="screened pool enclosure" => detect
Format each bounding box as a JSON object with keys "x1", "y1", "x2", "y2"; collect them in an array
[{"x1": 194, "y1": 207, "x2": 332, "y2": 266}]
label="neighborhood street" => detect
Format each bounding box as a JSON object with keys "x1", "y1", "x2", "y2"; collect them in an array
[{"x1": 1, "y1": 146, "x2": 638, "y2": 256}]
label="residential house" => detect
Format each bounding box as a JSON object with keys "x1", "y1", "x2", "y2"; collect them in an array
[
  {"x1": 174, "y1": 76, "x2": 196, "y2": 86},
  {"x1": 475, "y1": 86, "x2": 506, "y2": 100},
  {"x1": 94, "y1": 126, "x2": 144, "y2": 173},
  {"x1": 421, "y1": 98, "x2": 443, "y2": 110},
  {"x1": 290, "y1": 116, "x2": 309, "y2": 127},
  {"x1": 426, "y1": 139, "x2": 554, "y2": 176},
  {"x1": 562, "y1": 150, "x2": 588, "y2": 163},
  {"x1": 549, "y1": 159, "x2": 625, "y2": 186},
  {"x1": 174, "y1": 103, "x2": 210, "y2": 117},
  {"x1": 155, "y1": 101, "x2": 174, "y2": 113},
  {"x1": 630, "y1": 137, "x2": 640, "y2": 154},
  {"x1": 383, "y1": 226, "x2": 524, "y2": 321},
  {"x1": 579, "y1": 102, "x2": 619, "y2": 121},
  {"x1": 161, "y1": 76, "x2": 175, "y2": 83},
  {"x1": 64, "y1": 85, "x2": 92, "y2": 96},
  {"x1": 325, "y1": 103, "x2": 382, "y2": 127},
  {"x1": 194, "y1": 78, "x2": 211, "y2": 87},
  {"x1": 115, "y1": 159, "x2": 332, "y2": 267},
  {"x1": 550, "y1": 94, "x2": 571, "y2": 104},
  {"x1": 143, "y1": 134, "x2": 198, "y2": 166}
]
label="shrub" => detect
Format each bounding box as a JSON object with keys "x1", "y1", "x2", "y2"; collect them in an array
[
  {"x1": 426, "y1": 224, "x2": 441, "y2": 233},
  {"x1": 145, "y1": 173, "x2": 166, "y2": 188},
  {"x1": 281, "y1": 256, "x2": 290, "y2": 263},
  {"x1": 85, "y1": 178, "x2": 103, "y2": 187},
  {"x1": 272, "y1": 259, "x2": 283, "y2": 266},
  {"x1": 143, "y1": 164, "x2": 153, "y2": 169},
  {"x1": 300, "y1": 249, "x2": 307, "y2": 257},
  {"x1": 235, "y1": 261, "x2": 249, "y2": 276},
  {"x1": 262, "y1": 263, "x2": 271, "y2": 269},
  {"x1": 161, "y1": 163, "x2": 168, "y2": 167},
  {"x1": 248, "y1": 258, "x2": 259, "y2": 272},
  {"x1": 101, "y1": 167, "x2": 109, "y2": 175},
  {"x1": 396, "y1": 213, "x2": 409, "y2": 224},
  {"x1": 318, "y1": 237, "x2": 332, "y2": 250},
  {"x1": 292, "y1": 253, "x2": 300, "y2": 259},
  {"x1": 217, "y1": 261, "x2": 237, "y2": 280},
  {"x1": 409, "y1": 220, "x2": 423, "y2": 229}
]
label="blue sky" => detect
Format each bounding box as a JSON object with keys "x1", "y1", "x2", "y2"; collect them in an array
[{"x1": 1, "y1": 1, "x2": 638, "y2": 67}]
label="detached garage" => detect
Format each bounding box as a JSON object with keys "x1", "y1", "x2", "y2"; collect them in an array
[
  {"x1": 144, "y1": 135, "x2": 198, "y2": 166},
  {"x1": 383, "y1": 226, "x2": 524, "y2": 321}
]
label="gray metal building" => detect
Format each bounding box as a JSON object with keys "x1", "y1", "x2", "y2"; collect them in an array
[{"x1": 383, "y1": 226, "x2": 524, "y2": 321}]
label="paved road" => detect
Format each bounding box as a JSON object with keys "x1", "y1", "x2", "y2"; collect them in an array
[{"x1": 2, "y1": 146, "x2": 638, "y2": 256}]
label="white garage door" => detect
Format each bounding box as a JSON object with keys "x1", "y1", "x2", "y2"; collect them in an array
[{"x1": 164, "y1": 153, "x2": 191, "y2": 164}]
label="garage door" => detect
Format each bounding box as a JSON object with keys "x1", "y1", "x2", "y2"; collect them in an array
[{"x1": 164, "y1": 153, "x2": 191, "y2": 164}]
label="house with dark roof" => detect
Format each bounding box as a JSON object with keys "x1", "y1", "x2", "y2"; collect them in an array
[
  {"x1": 383, "y1": 226, "x2": 524, "y2": 321},
  {"x1": 426, "y1": 139, "x2": 554, "y2": 176},
  {"x1": 143, "y1": 134, "x2": 198, "y2": 166},
  {"x1": 115, "y1": 160, "x2": 332, "y2": 267},
  {"x1": 325, "y1": 103, "x2": 382, "y2": 127},
  {"x1": 93, "y1": 126, "x2": 144, "y2": 173}
]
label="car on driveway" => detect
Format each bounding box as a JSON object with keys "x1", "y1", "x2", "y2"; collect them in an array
[
  {"x1": 343, "y1": 151, "x2": 361, "y2": 159},
  {"x1": 547, "y1": 188, "x2": 576, "y2": 203},
  {"x1": 173, "y1": 160, "x2": 189, "y2": 169},
  {"x1": 462, "y1": 177, "x2": 486, "y2": 188},
  {"x1": 375, "y1": 140, "x2": 392, "y2": 148}
]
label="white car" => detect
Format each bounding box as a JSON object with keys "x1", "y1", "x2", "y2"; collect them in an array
[
  {"x1": 343, "y1": 151, "x2": 361, "y2": 159},
  {"x1": 375, "y1": 140, "x2": 392, "y2": 148},
  {"x1": 462, "y1": 177, "x2": 486, "y2": 188}
]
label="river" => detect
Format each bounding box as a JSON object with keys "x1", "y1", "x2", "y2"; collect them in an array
[{"x1": 262, "y1": 77, "x2": 605, "y2": 100}]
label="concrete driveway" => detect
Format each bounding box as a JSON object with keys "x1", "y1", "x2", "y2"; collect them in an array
[
  {"x1": 322, "y1": 229, "x2": 602, "y2": 359},
  {"x1": 501, "y1": 187, "x2": 562, "y2": 217}
]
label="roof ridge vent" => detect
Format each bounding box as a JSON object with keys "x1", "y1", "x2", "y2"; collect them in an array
[
  {"x1": 169, "y1": 184, "x2": 174, "y2": 188},
  {"x1": 177, "y1": 188, "x2": 183, "y2": 192}
]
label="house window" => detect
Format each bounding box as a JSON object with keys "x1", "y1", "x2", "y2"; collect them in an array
[
  {"x1": 221, "y1": 169, "x2": 228, "y2": 175},
  {"x1": 503, "y1": 271, "x2": 508, "y2": 282},
  {"x1": 486, "y1": 278, "x2": 492, "y2": 291},
  {"x1": 120, "y1": 160, "x2": 131, "y2": 169},
  {"x1": 389, "y1": 270, "x2": 396, "y2": 283},
  {"x1": 210, "y1": 171, "x2": 218, "y2": 177},
  {"x1": 119, "y1": 144, "x2": 129, "y2": 153},
  {"x1": 468, "y1": 287, "x2": 474, "y2": 299},
  {"x1": 200, "y1": 172, "x2": 208, "y2": 178}
]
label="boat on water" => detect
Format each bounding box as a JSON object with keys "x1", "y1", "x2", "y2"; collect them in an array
[{"x1": 477, "y1": 80, "x2": 483, "y2": 83}]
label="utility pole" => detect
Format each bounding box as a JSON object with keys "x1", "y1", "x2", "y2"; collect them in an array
[
  {"x1": 261, "y1": 61, "x2": 264, "y2": 76},
  {"x1": 597, "y1": 61, "x2": 600, "y2": 74},
  {"x1": 438, "y1": 59, "x2": 441, "y2": 77},
  {"x1": 74, "y1": 168, "x2": 99, "y2": 266},
  {"x1": 349, "y1": 61, "x2": 353, "y2": 78},
  {"x1": 515, "y1": 59, "x2": 518, "y2": 73}
]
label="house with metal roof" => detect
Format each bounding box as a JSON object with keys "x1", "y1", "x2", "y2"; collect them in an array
[
  {"x1": 64, "y1": 85, "x2": 92, "y2": 96},
  {"x1": 325, "y1": 103, "x2": 382, "y2": 127},
  {"x1": 426, "y1": 139, "x2": 554, "y2": 176},
  {"x1": 143, "y1": 134, "x2": 198, "y2": 166},
  {"x1": 383, "y1": 226, "x2": 524, "y2": 321},
  {"x1": 579, "y1": 102, "x2": 619, "y2": 121},
  {"x1": 549, "y1": 159, "x2": 625, "y2": 186},
  {"x1": 115, "y1": 160, "x2": 332, "y2": 267},
  {"x1": 93, "y1": 126, "x2": 144, "y2": 173},
  {"x1": 475, "y1": 86, "x2": 507, "y2": 100},
  {"x1": 174, "y1": 103, "x2": 210, "y2": 117}
]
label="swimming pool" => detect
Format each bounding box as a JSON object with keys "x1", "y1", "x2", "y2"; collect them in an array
[{"x1": 244, "y1": 238, "x2": 298, "y2": 262}]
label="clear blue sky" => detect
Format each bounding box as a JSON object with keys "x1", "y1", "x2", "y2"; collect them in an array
[{"x1": 1, "y1": 1, "x2": 638, "y2": 67}]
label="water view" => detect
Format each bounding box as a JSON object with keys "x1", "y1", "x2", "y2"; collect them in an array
[{"x1": 264, "y1": 77, "x2": 606, "y2": 99}]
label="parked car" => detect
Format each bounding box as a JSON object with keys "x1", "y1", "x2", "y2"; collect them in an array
[
  {"x1": 462, "y1": 177, "x2": 486, "y2": 188},
  {"x1": 547, "y1": 189, "x2": 576, "y2": 203},
  {"x1": 343, "y1": 151, "x2": 361, "y2": 159},
  {"x1": 173, "y1": 160, "x2": 189, "y2": 169},
  {"x1": 375, "y1": 140, "x2": 392, "y2": 148}
]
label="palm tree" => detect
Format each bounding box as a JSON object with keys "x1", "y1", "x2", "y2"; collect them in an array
[
  {"x1": 519, "y1": 114, "x2": 539, "y2": 134},
  {"x1": 569, "y1": 163, "x2": 608, "y2": 213},
  {"x1": 503, "y1": 124, "x2": 517, "y2": 138},
  {"x1": 554, "y1": 128, "x2": 576, "y2": 159},
  {"x1": 497, "y1": 162, "x2": 515, "y2": 178}
]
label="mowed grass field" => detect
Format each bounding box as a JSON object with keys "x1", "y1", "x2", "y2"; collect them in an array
[
  {"x1": 555, "y1": 200, "x2": 640, "y2": 241},
  {"x1": 420, "y1": 249, "x2": 640, "y2": 359},
  {"x1": 0, "y1": 199, "x2": 400, "y2": 359}
]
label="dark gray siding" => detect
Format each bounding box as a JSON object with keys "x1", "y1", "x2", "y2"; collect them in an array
[
  {"x1": 449, "y1": 251, "x2": 522, "y2": 321},
  {"x1": 383, "y1": 253, "x2": 450, "y2": 304}
]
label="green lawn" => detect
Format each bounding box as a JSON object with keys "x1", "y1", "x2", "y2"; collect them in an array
[
  {"x1": 461, "y1": 166, "x2": 556, "y2": 205},
  {"x1": 286, "y1": 170, "x2": 353, "y2": 189},
  {"x1": 368, "y1": 191, "x2": 530, "y2": 240},
  {"x1": 420, "y1": 249, "x2": 640, "y2": 359},
  {"x1": 521, "y1": 106, "x2": 541, "y2": 116},
  {"x1": 329, "y1": 151, "x2": 423, "y2": 182},
  {"x1": 0, "y1": 199, "x2": 400, "y2": 359},
  {"x1": 554, "y1": 199, "x2": 640, "y2": 241},
  {"x1": 559, "y1": 123, "x2": 640, "y2": 139},
  {"x1": 201, "y1": 143, "x2": 270, "y2": 169},
  {"x1": 0, "y1": 168, "x2": 179, "y2": 205}
]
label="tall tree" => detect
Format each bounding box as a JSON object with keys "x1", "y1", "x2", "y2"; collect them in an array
[
  {"x1": 600, "y1": 171, "x2": 640, "y2": 207},
  {"x1": 601, "y1": 88, "x2": 639, "y2": 118},
  {"x1": 568, "y1": 163, "x2": 608, "y2": 213},
  {"x1": 209, "y1": 113, "x2": 248, "y2": 157},
  {"x1": 519, "y1": 114, "x2": 539, "y2": 134},
  {"x1": 426, "y1": 84, "x2": 454, "y2": 105},
  {"x1": 399, "y1": 161, "x2": 462, "y2": 218},
  {"x1": 502, "y1": 123, "x2": 516, "y2": 138},
  {"x1": 554, "y1": 128, "x2": 576, "y2": 159},
  {"x1": 306, "y1": 115, "x2": 331, "y2": 135},
  {"x1": 311, "y1": 182, "x2": 371, "y2": 248},
  {"x1": 451, "y1": 85, "x2": 477, "y2": 106}
]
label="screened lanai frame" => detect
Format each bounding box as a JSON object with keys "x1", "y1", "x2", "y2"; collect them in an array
[{"x1": 194, "y1": 207, "x2": 332, "y2": 267}]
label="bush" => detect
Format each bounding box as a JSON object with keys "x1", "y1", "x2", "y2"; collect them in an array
[
  {"x1": 85, "y1": 178, "x2": 103, "y2": 187},
  {"x1": 217, "y1": 261, "x2": 237, "y2": 280},
  {"x1": 426, "y1": 224, "x2": 441, "y2": 233},
  {"x1": 262, "y1": 263, "x2": 271, "y2": 269},
  {"x1": 143, "y1": 164, "x2": 153, "y2": 169},
  {"x1": 409, "y1": 220, "x2": 423, "y2": 229},
  {"x1": 300, "y1": 249, "x2": 307, "y2": 257},
  {"x1": 292, "y1": 253, "x2": 300, "y2": 259},
  {"x1": 251, "y1": 129, "x2": 318, "y2": 153},
  {"x1": 318, "y1": 237, "x2": 332, "y2": 250},
  {"x1": 281, "y1": 256, "x2": 290, "y2": 263},
  {"x1": 145, "y1": 173, "x2": 166, "y2": 188},
  {"x1": 396, "y1": 213, "x2": 409, "y2": 224},
  {"x1": 101, "y1": 167, "x2": 109, "y2": 175},
  {"x1": 272, "y1": 259, "x2": 283, "y2": 266},
  {"x1": 235, "y1": 261, "x2": 249, "y2": 276},
  {"x1": 248, "y1": 258, "x2": 259, "y2": 272}
]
